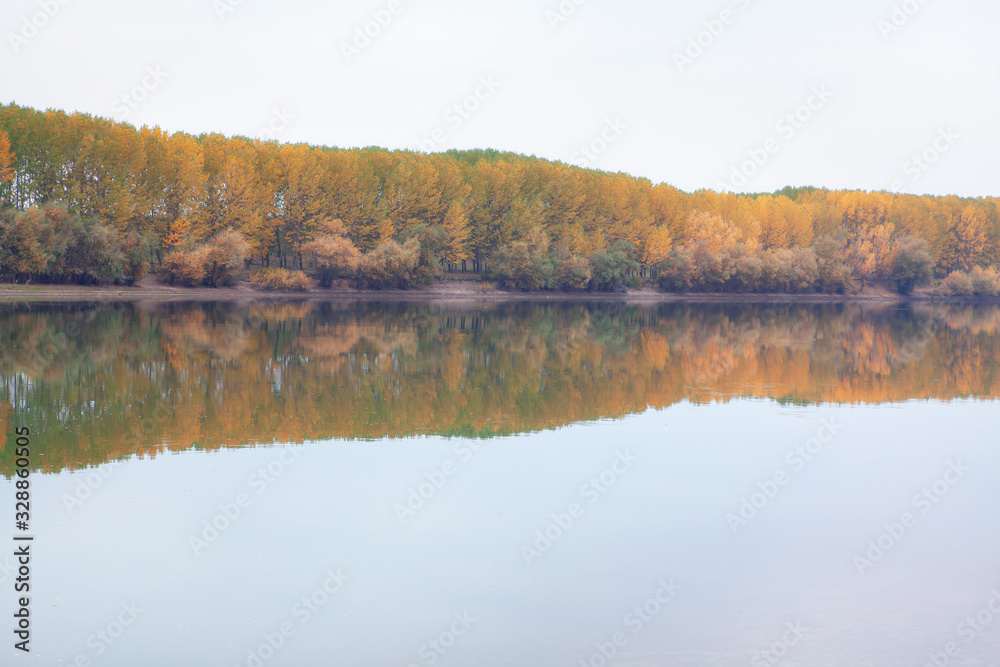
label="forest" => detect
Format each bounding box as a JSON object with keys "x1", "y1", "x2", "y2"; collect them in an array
[
  {"x1": 1, "y1": 102, "x2": 999, "y2": 294},
  {"x1": 2, "y1": 301, "x2": 999, "y2": 474}
]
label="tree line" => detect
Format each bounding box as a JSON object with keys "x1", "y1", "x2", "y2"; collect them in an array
[{"x1": 0, "y1": 102, "x2": 998, "y2": 293}]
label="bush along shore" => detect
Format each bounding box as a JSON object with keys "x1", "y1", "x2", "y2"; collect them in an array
[{"x1": 1, "y1": 205, "x2": 998, "y2": 299}]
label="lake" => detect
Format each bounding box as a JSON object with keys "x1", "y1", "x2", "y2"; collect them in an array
[{"x1": 1, "y1": 300, "x2": 999, "y2": 666}]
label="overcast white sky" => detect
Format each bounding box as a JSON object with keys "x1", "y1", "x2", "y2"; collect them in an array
[{"x1": 1, "y1": 0, "x2": 997, "y2": 196}]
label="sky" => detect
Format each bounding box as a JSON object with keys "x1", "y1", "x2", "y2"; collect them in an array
[{"x1": 1, "y1": 0, "x2": 997, "y2": 197}]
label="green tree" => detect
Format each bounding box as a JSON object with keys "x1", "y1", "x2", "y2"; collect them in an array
[{"x1": 589, "y1": 240, "x2": 639, "y2": 291}]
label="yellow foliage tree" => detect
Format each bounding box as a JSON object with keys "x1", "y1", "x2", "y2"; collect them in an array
[
  {"x1": 0, "y1": 129, "x2": 15, "y2": 184},
  {"x1": 685, "y1": 211, "x2": 756, "y2": 253},
  {"x1": 846, "y1": 223, "x2": 895, "y2": 285},
  {"x1": 641, "y1": 225, "x2": 673, "y2": 268},
  {"x1": 163, "y1": 217, "x2": 192, "y2": 250},
  {"x1": 940, "y1": 205, "x2": 989, "y2": 272},
  {"x1": 441, "y1": 201, "x2": 470, "y2": 266}
]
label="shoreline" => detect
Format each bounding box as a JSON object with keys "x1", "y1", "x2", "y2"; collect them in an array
[{"x1": 0, "y1": 279, "x2": 996, "y2": 304}]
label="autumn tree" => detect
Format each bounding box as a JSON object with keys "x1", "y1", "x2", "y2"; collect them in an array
[
  {"x1": 201, "y1": 136, "x2": 274, "y2": 260},
  {"x1": 845, "y1": 223, "x2": 895, "y2": 286},
  {"x1": 684, "y1": 211, "x2": 756, "y2": 254},
  {"x1": 163, "y1": 216, "x2": 193, "y2": 251},
  {"x1": 0, "y1": 129, "x2": 15, "y2": 206},
  {"x1": 155, "y1": 132, "x2": 208, "y2": 250},
  {"x1": 440, "y1": 201, "x2": 470, "y2": 270},
  {"x1": 275, "y1": 143, "x2": 326, "y2": 268},
  {"x1": 940, "y1": 205, "x2": 989, "y2": 273},
  {"x1": 465, "y1": 160, "x2": 528, "y2": 271},
  {"x1": 641, "y1": 225, "x2": 673, "y2": 272}
]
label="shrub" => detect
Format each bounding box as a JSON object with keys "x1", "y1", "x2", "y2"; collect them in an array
[
  {"x1": 490, "y1": 241, "x2": 550, "y2": 290},
  {"x1": 66, "y1": 222, "x2": 124, "y2": 285},
  {"x1": 0, "y1": 205, "x2": 131, "y2": 285},
  {"x1": 398, "y1": 223, "x2": 446, "y2": 285},
  {"x1": 0, "y1": 208, "x2": 50, "y2": 279},
  {"x1": 589, "y1": 240, "x2": 640, "y2": 291},
  {"x1": 355, "y1": 238, "x2": 420, "y2": 289},
  {"x1": 969, "y1": 266, "x2": 1000, "y2": 296},
  {"x1": 121, "y1": 231, "x2": 153, "y2": 285},
  {"x1": 892, "y1": 235, "x2": 934, "y2": 294},
  {"x1": 814, "y1": 235, "x2": 854, "y2": 294},
  {"x1": 161, "y1": 247, "x2": 209, "y2": 286},
  {"x1": 789, "y1": 247, "x2": 820, "y2": 293},
  {"x1": 202, "y1": 230, "x2": 249, "y2": 286},
  {"x1": 159, "y1": 230, "x2": 249, "y2": 287},
  {"x1": 944, "y1": 271, "x2": 974, "y2": 295},
  {"x1": 689, "y1": 242, "x2": 725, "y2": 291},
  {"x1": 659, "y1": 243, "x2": 838, "y2": 294},
  {"x1": 488, "y1": 227, "x2": 552, "y2": 291},
  {"x1": 724, "y1": 247, "x2": 763, "y2": 293},
  {"x1": 550, "y1": 243, "x2": 591, "y2": 291},
  {"x1": 303, "y1": 235, "x2": 361, "y2": 287},
  {"x1": 302, "y1": 219, "x2": 362, "y2": 287},
  {"x1": 486, "y1": 233, "x2": 592, "y2": 292},
  {"x1": 761, "y1": 248, "x2": 818, "y2": 294},
  {"x1": 657, "y1": 247, "x2": 694, "y2": 292},
  {"x1": 250, "y1": 268, "x2": 312, "y2": 291},
  {"x1": 942, "y1": 267, "x2": 1000, "y2": 297}
]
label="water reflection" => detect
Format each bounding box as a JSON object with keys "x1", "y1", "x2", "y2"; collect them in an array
[{"x1": 1, "y1": 300, "x2": 999, "y2": 472}]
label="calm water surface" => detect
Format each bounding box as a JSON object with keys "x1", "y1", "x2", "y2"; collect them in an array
[{"x1": 1, "y1": 301, "x2": 998, "y2": 666}]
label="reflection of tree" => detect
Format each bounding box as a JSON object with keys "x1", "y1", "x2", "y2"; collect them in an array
[{"x1": 1, "y1": 301, "x2": 999, "y2": 474}]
